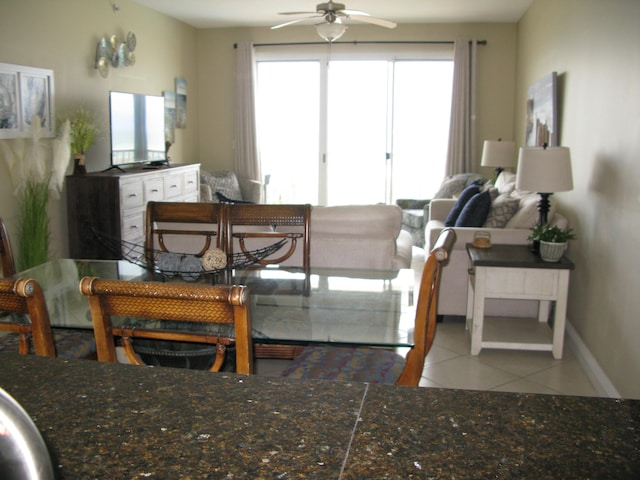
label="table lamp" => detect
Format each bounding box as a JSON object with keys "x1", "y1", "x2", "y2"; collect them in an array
[
  {"x1": 481, "y1": 139, "x2": 516, "y2": 179},
  {"x1": 515, "y1": 144, "x2": 573, "y2": 225}
]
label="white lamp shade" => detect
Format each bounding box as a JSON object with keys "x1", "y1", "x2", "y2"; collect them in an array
[
  {"x1": 315, "y1": 21, "x2": 347, "y2": 42},
  {"x1": 516, "y1": 146, "x2": 574, "y2": 193},
  {"x1": 481, "y1": 140, "x2": 516, "y2": 168}
]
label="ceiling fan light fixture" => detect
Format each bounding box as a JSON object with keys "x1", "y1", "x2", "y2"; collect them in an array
[{"x1": 315, "y1": 21, "x2": 347, "y2": 42}]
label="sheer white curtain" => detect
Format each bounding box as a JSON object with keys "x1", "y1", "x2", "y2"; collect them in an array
[
  {"x1": 445, "y1": 39, "x2": 478, "y2": 175},
  {"x1": 234, "y1": 42, "x2": 261, "y2": 181}
]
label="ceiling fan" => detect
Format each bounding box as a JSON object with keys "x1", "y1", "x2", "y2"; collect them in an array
[{"x1": 271, "y1": 2, "x2": 397, "y2": 42}]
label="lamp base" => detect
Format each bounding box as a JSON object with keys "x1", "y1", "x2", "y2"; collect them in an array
[{"x1": 536, "y1": 192, "x2": 553, "y2": 225}]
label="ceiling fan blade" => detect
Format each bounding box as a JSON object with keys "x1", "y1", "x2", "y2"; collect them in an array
[
  {"x1": 277, "y1": 11, "x2": 320, "y2": 15},
  {"x1": 271, "y1": 15, "x2": 321, "y2": 29},
  {"x1": 338, "y1": 9, "x2": 369, "y2": 16},
  {"x1": 347, "y1": 14, "x2": 397, "y2": 29}
]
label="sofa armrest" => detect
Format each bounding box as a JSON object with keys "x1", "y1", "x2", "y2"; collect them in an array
[
  {"x1": 200, "y1": 183, "x2": 213, "y2": 202},
  {"x1": 396, "y1": 198, "x2": 430, "y2": 210},
  {"x1": 428, "y1": 198, "x2": 456, "y2": 222},
  {"x1": 238, "y1": 178, "x2": 264, "y2": 204}
]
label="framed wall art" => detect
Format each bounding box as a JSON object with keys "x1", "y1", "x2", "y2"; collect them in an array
[
  {"x1": 525, "y1": 71, "x2": 558, "y2": 147},
  {"x1": 175, "y1": 77, "x2": 187, "y2": 129},
  {"x1": 0, "y1": 63, "x2": 55, "y2": 139}
]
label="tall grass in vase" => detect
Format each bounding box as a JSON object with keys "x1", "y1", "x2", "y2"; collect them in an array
[
  {"x1": 0, "y1": 116, "x2": 71, "y2": 270},
  {"x1": 66, "y1": 108, "x2": 99, "y2": 175}
]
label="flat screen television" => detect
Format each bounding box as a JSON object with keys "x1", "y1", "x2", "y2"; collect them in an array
[{"x1": 109, "y1": 91, "x2": 166, "y2": 167}]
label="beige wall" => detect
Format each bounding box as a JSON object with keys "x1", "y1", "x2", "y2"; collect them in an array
[
  {"x1": 195, "y1": 23, "x2": 518, "y2": 175},
  {"x1": 0, "y1": 0, "x2": 198, "y2": 259},
  {"x1": 516, "y1": 0, "x2": 640, "y2": 397}
]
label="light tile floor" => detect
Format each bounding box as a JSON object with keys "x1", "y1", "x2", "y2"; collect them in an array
[{"x1": 255, "y1": 247, "x2": 601, "y2": 397}]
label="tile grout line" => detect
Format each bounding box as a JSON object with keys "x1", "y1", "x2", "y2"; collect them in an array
[{"x1": 338, "y1": 383, "x2": 370, "y2": 479}]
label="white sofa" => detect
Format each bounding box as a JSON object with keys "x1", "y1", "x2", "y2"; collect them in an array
[
  {"x1": 229, "y1": 204, "x2": 413, "y2": 271},
  {"x1": 425, "y1": 171, "x2": 568, "y2": 317},
  {"x1": 310, "y1": 205, "x2": 413, "y2": 270},
  {"x1": 178, "y1": 204, "x2": 413, "y2": 271}
]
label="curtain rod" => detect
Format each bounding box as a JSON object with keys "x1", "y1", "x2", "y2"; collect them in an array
[{"x1": 234, "y1": 40, "x2": 487, "y2": 48}]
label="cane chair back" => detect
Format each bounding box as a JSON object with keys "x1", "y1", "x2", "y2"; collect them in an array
[
  {"x1": 225, "y1": 204, "x2": 311, "y2": 271},
  {"x1": 0, "y1": 217, "x2": 16, "y2": 277},
  {"x1": 0, "y1": 278, "x2": 96, "y2": 359},
  {"x1": 79, "y1": 277, "x2": 253, "y2": 374},
  {"x1": 145, "y1": 201, "x2": 225, "y2": 278},
  {"x1": 280, "y1": 228, "x2": 456, "y2": 386}
]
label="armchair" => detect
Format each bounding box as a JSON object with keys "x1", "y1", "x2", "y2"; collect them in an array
[{"x1": 200, "y1": 170, "x2": 265, "y2": 204}]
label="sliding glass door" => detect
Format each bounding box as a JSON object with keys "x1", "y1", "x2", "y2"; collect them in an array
[{"x1": 256, "y1": 49, "x2": 453, "y2": 205}]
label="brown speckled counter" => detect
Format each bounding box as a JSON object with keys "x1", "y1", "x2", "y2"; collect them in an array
[{"x1": 0, "y1": 355, "x2": 638, "y2": 479}]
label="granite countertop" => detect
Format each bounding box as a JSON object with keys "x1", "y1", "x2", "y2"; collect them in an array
[{"x1": 0, "y1": 355, "x2": 638, "y2": 479}]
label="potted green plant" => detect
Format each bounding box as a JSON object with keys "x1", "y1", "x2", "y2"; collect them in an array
[
  {"x1": 64, "y1": 108, "x2": 99, "y2": 175},
  {"x1": 529, "y1": 224, "x2": 576, "y2": 262}
]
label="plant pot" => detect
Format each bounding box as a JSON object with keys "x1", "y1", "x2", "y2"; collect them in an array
[
  {"x1": 539, "y1": 240, "x2": 566, "y2": 262},
  {"x1": 73, "y1": 153, "x2": 87, "y2": 175}
]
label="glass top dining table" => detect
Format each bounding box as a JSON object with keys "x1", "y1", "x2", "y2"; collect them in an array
[{"x1": 13, "y1": 259, "x2": 417, "y2": 348}]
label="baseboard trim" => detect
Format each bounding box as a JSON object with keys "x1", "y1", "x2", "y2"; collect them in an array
[{"x1": 566, "y1": 321, "x2": 620, "y2": 398}]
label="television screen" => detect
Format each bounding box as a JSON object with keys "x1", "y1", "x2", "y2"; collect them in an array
[{"x1": 109, "y1": 91, "x2": 166, "y2": 166}]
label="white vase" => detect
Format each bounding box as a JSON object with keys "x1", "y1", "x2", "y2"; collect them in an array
[{"x1": 539, "y1": 240, "x2": 566, "y2": 262}]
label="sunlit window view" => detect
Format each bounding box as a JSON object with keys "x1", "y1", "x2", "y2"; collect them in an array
[
  {"x1": 256, "y1": 61, "x2": 320, "y2": 204},
  {"x1": 257, "y1": 58, "x2": 453, "y2": 205}
]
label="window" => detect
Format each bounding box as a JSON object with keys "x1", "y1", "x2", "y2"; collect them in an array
[{"x1": 256, "y1": 45, "x2": 453, "y2": 205}]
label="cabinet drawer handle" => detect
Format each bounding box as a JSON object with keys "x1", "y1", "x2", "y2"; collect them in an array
[
  {"x1": 187, "y1": 180, "x2": 194, "y2": 184},
  {"x1": 170, "y1": 184, "x2": 178, "y2": 188},
  {"x1": 130, "y1": 225, "x2": 139, "y2": 230},
  {"x1": 151, "y1": 188, "x2": 159, "y2": 193},
  {"x1": 128, "y1": 193, "x2": 137, "y2": 198}
]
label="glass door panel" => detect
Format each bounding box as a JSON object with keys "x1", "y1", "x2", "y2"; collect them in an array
[
  {"x1": 391, "y1": 61, "x2": 454, "y2": 202},
  {"x1": 257, "y1": 61, "x2": 320, "y2": 204},
  {"x1": 326, "y1": 61, "x2": 389, "y2": 205}
]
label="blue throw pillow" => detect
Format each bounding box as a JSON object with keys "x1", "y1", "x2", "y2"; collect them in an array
[
  {"x1": 444, "y1": 184, "x2": 480, "y2": 227},
  {"x1": 455, "y1": 190, "x2": 492, "y2": 227}
]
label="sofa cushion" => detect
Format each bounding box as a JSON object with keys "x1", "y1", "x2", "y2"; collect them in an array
[
  {"x1": 201, "y1": 171, "x2": 244, "y2": 203},
  {"x1": 455, "y1": 190, "x2": 492, "y2": 227},
  {"x1": 484, "y1": 193, "x2": 519, "y2": 228},
  {"x1": 311, "y1": 205, "x2": 401, "y2": 237},
  {"x1": 444, "y1": 184, "x2": 480, "y2": 227}
]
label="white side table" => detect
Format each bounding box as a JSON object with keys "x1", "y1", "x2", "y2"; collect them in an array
[{"x1": 465, "y1": 244, "x2": 574, "y2": 359}]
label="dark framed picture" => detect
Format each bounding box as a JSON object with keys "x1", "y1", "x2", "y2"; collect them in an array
[
  {"x1": 0, "y1": 63, "x2": 55, "y2": 139},
  {"x1": 525, "y1": 71, "x2": 558, "y2": 147}
]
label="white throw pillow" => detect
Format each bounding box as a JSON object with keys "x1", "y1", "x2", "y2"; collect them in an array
[
  {"x1": 506, "y1": 192, "x2": 556, "y2": 228},
  {"x1": 495, "y1": 171, "x2": 517, "y2": 195}
]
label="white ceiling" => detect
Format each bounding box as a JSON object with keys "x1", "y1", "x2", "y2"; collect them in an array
[{"x1": 130, "y1": 0, "x2": 533, "y2": 29}]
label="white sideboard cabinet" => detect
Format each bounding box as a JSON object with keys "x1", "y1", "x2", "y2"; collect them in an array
[{"x1": 66, "y1": 164, "x2": 200, "y2": 259}]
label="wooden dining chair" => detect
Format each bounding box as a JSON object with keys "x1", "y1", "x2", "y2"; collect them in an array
[
  {"x1": 225, "y1": 204, "x2": 311, "y2": 271},
  {"x1": 0, "y1": 277, "x2": 97, "y2": 359},
  {"x1": 145, "y1": 201, "x2": 226, "y2": 279},
  {"x1": 79, "y1": 277, "x2": 254, "y2": 374},
  {"x1": 0, "y1": 217, "x2": 16, "y2": 278},
  {"x1": 280, "y1": 227, "x2": 456, "y2": 386}
]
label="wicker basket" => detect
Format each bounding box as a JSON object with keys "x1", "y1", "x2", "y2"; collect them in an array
[{"x1": 539, "y1": 241, "x2": 566, "y2": 262}]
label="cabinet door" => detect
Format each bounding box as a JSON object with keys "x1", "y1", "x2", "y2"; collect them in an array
[
  {"x1": 144, "y1": 177, "x2": 165, "y2": 202},
  {"x1": 164, "y1": 173, "x2": 183, "y2": 198},
  {"x1": 120, "y1": 180, "x2": 144, "y2": 210},
  {"x1": 183, "y1": 169, "x2": 199, "y2": 198}
]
